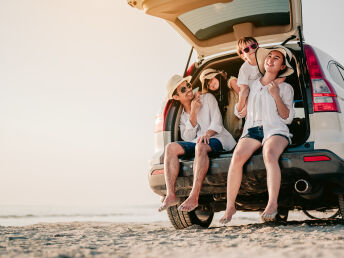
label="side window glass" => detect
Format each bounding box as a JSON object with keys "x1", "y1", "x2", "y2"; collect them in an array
[{"x1": 328, "y1": 62, "x2": 344, "y2": 89}]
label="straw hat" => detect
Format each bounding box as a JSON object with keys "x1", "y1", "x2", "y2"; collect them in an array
[
  {"x1": 166, "y1": 74, "x2": 192, "y2": 99},
  {"x1": 256, "y1": 45, "x2": 294, "y2": 77},
  {"x1": 199, "y1": 68, "x2": 223, "y2": 89}
]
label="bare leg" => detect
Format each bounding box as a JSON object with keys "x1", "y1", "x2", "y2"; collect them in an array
[
  {"x1": 261, "y1": 136, "x2": 288, "y2": 219},
  {"x1": 178, "y1": 143, "x2": 212, "y2": 212},
  {"x1": 158, "y1": 142, "x2": 185, "y2": 212},
  {"x1": 219, "y1": 138, "x2": 261, "y2": 223}
]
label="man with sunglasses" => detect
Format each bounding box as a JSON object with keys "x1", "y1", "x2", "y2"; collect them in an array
[{"x1": 159, "y1": 74, "x2": 236, "y2": 213}]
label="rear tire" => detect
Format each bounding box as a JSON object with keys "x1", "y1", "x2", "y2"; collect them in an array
[
  {"x1": 302, "y1": 208, "x2": 340, "y2": 219},
  {"x1": 167, "y1": 205, "x2": 214, "y2": 229},
  {"x1": 277, "y1": 208, "x2": 289, "y2": 221}
]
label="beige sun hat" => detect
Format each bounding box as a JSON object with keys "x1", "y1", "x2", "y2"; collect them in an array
[
  {"x1": 166, "y1": 74, "x2": 192, "y2": 99},
  {"x1": 199, "y1": 68, "x2": 223, "y2": 89},
  {"x1": 256, "y1": 45, "x2": 294, "y2": 77}
]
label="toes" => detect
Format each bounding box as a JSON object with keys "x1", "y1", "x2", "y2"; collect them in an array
[
  {"x1": 219, "y1": 216, "x2": 232, "y2": 224},
  {"x1": 261, "y1": 211, "x2": 278, "y2": 222},
  {"x1": 178, "y1": 203, "x2": 198, "y2": 212}
]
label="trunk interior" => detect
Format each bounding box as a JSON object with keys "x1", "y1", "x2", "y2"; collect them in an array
[{"x1": 169, "y1": 43, "x2": 309, "y2": 149}]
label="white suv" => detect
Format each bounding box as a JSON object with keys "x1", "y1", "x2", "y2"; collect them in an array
[{"x1": 128, "y1": 0, "x2": 344, "y2": 229}]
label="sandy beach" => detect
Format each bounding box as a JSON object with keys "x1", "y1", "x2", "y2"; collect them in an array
[{"x1": 1, "y1": 212, "x2": 344, "y2": 258}]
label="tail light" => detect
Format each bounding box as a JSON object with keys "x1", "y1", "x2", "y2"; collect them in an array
[
  {"x1": 151, "y1": 169, "x2": 164, "y2": 175},
  {"x1": 185, "y1": 62, "x2": 197, "y2": 76},
  {"x1": 303, "y1": 156, "x2": 331, "y2": 162},
  {"x1": 304, "y1": 45, "x2": 340, "y2": 112},
  {"x1": 154, "y1": 99, "x2": 174, "y2": 133}
]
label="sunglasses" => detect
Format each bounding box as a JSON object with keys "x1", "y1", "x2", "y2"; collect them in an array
[
  {"x1": 241, "y1": 43, "x2": 258, "y2": 54},
  {"x1": 179, "y1": 82, "x2": 192, "y2": 93}
]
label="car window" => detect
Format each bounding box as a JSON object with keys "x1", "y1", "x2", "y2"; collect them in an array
[
  {"x1": 178, "y1": 0, "x2": 290, "y2": 40},
  {"x1": 328, "y1": 62, "x2": 344, "y2": 89}
]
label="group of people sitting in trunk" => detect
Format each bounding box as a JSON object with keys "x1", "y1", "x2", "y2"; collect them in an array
[{"x1": 159, "y1": 37, "x2": 295, "y2": 223}]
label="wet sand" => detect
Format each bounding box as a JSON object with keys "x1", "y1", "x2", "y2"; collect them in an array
[{"x1": 1, "y1": 213, "x2": 344, "y2": 257}]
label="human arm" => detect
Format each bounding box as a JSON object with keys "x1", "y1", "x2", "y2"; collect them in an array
[
  {"x1": 236, "y1": 65, "x2": 251, "y2": 113},
  {"x1": 197, "y1": 94, "x2": 223, "y2": 144},
  {"x1": 179, "y1": 115, "x2": 198, "y2": 142},
  {"x1": 268, "y1": 82, "x2": 295, "y2": 123},
  {"x1": 227, "y1": 76, "x2": 240, "y2": 95},
  {"x1": 189, "y1": 93, "x2": 201, "y2": 127},
  {"x1": 236, "y1": 85, "x2": 249, "y2": 113},
  {"x1": 206, "y1": 94, "x2": 224, "y2": 134}
]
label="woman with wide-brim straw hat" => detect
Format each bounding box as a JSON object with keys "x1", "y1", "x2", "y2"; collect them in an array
[
  {"x1": 199, "y1": 68, "x2": 242, "y2": 139},
  {"x1": 220, "y1": 45, "x2": 295, "y2": 224}
]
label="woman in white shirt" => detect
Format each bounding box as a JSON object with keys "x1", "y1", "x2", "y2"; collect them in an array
[{"x1": 220, "y1": 46, "x2": 295, "y2": 223}]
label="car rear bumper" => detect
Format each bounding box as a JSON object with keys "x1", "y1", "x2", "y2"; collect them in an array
[{"x1": 148, "y1": 148, "x2": 344, "y2": 198}]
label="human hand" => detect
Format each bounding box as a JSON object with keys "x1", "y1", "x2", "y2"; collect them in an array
[
  {"x1": 268, "y1": 81, "x2": 280, "y2": 98},
  {"x1": 197, "y1": 133, "x2": 210, "y2": 144},
  {"x1": 194, "y1": 91, "x2": 201, "y2": 98},
  {"x1": 191, "y1": 94, "x2": 202, "y2": 114},
  {"x1": 238, "y1": 104, "x2": 247, "y2": 117},
  {"x1": 220, "y1": 71, "x2": 228, "y2": 80}
]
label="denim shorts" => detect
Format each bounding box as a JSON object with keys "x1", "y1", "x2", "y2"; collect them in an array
[
  {"x1": 176, "y1": 138, "x2": 223, "y2": 159},
  {"x1": 243, "y1": 126, "x2": 289, "y2": 143}
]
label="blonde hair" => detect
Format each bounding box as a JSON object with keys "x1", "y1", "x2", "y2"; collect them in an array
[{"x1": 237, "y1": 37, "x2": 258, "y2": 57}]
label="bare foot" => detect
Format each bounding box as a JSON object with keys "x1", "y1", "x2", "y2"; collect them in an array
[
  {"x1": 261, "y1": 203, "x2": 278, "y2": 222},
  {"x1": 219, "y1": 206, "x2": 236, "y2": 224},
  {"x1": 158, "y1": 195, "x2": 179, "y2": 212},
  {"x1": 177, "y1": 196, "x2": 198, "y2": 212}
]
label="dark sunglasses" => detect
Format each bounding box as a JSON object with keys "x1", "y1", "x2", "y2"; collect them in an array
[
  {"x1": 242, "y1": 43, "x2": 258, "y2": 54},
  {"x1": 179, "y1": 82, "x2": 192, "y2": 93}
]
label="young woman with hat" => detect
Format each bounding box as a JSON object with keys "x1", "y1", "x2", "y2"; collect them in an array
[
  {"x1": 220, "y1": 46, "x2": 295, "y2": 223},
  {"x1": 199, "y1": 68, "x2": 242, "y2": 139}
]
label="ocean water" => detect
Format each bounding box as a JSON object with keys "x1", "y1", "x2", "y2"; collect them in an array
[
  {"x1": 0, "y1": 204, "x2": 264, "y2": 227},
  {"x1": 0, "y1": 204, "x2": 169, "y2": 227}
]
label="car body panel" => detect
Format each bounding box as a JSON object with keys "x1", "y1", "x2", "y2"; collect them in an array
[
  {"x1": 305, "y1": 47, "x2": 344, "y2": 159},
  {"x1": 149, "y1": 148, "x2": 344, "y2": 199},
  {"x1": 127, "y1": 0, "x2": 302, "y2": 58}
]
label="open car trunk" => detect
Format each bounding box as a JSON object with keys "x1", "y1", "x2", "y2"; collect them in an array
[
  {"x1": 166, "y1": 42, "x2": 309, "y2": 148},
  {"x1": 128, "y1": 0, "x2": 303, "y2": 59}
]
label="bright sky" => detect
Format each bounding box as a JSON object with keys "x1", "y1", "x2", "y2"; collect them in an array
[{"x1": 0, "y1": 0, "x2": 343, "y2": 207}]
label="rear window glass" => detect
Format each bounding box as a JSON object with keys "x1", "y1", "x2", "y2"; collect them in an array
[{"x1": 178, "y1": 0, "x2": 290, "y2": 40}]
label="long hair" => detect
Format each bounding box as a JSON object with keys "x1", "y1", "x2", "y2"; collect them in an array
[{"x1": 204, "y1": 73, "x2": 229, "y2": 114}]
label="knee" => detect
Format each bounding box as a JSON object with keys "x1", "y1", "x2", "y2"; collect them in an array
[
  {"x1": 165, "y1": 142, "x2": 182, "y2": 157},
  {"x1": 231, "y1": 150, "x2": 249, "y2": 166},
  {"x1": 263, "y1": 148, "x2": 278, "y2": 164},
  {"x1": 195, "y1": 143, "x2": 208, "y2": 156}
]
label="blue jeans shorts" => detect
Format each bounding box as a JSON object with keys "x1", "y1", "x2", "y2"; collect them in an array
[
  {"x1": 243, "y1": 126, "x2": 289, "y2": 143},
  {"x1": 176, "y1": 138, "x2": 223, "y2": 159}
]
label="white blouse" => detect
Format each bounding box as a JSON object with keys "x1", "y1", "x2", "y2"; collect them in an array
[
  {"x1": 180, "y1": 93, "x2": 237, "y2": 151},
  {"x1": 235, "y1": 79, "x2": 295, "y2": 144}
]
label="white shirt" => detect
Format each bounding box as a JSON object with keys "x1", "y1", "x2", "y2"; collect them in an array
[
  {"x1": 237, "y1": 61, "x2": 261, "y2": 88},
  {"x1": 235, "y1": 79, "x2": 295, "y2": 144},
  {"x1": 180, "y1": 93, "x2": 236, "y2": 151}
]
